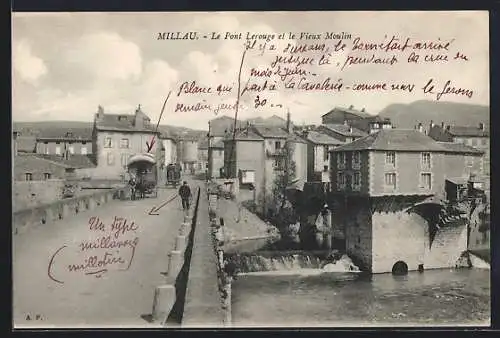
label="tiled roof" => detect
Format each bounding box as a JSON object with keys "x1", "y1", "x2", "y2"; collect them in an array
[
  {"x1": 209, "y1": 116, "x2": 245, "y2": 137},
  {"x1": 33, "y1": 154, "x2": 97, "y2": 168},
  {"x1": 446, "y1": 125, "x2": 489, "y2": 137},
  {"x1": 37, "y1": 126, "x2": 93, "y2": 140},
  {"x1": 252, "y1": 125, "x2": 290, "y2": 138},
  {"x1": 16, "y1": 153, "x2": 71, "y2": 169},
  {"x1": 303, "y1": 131, "x2": 344, "y2": 145},
  {"x1": 436, "y1": 142, "x2": 483, "y2": 154},
  {"x1": 322, "y1": 106, "x2": 372, "y2": 119},
  {"x1": 96, "y1": 112, "x2": 157, "y2": 133},
  {"x1": 16, "y1": 136, "x2": 37, "y2": 153},
  {"x1": 223, "y1": 129, "x2": 263, "y2": 141},
  {"x1": 322, "y1": 124, "x2": 368, "y2": 137},
  {"x1": 333, "y1": 129, "x2": 447, "y2": 152}
]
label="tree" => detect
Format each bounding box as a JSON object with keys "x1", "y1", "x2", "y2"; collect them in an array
[{"x1": 271, "y1": 138, "x2": 297, "y2": 215}]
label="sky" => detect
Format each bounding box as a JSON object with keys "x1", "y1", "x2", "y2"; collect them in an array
[{"x1": 12, "y1": 11, "x2": 489, "y2": 130}]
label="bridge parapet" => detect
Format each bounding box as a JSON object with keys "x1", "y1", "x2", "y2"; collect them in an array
[{"x1": 12, "y1": 188, "x2": 124, "y2": 236}]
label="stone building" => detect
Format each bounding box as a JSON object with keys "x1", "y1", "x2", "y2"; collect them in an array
[
  {"x1": 317, "y1": 123, "x2": 367, "y2": 143},
  {"x1": 321, "y1": 105, "x2": 393, "y2": 134},
  {"x1": 301, "y1": 130, "x2": 343, "y2": 183},
  {"x1": 36, "y1": 128, "x2": 93, "y2": 156},
  {"x1": 223, "y1": 121, "x2": 307, "y2": 215},
  {"x1": 428, "y1": 122, "x2": 490, "y2": 176},
  {"x1": 329, "y1": 129, "x2": 484, "y2": 274},
  {"x1": 91, "y1": 105, "x2": 160, "y2": 179}
]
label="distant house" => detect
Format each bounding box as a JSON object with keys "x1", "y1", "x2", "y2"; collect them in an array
[
  {"x1": 92, "y1": 105, "x2": 160, "y2": 179},
  {"x1": 36, "y1": 128, "x2": 93, "y2": 156},
  {"x1": 321, "y1": 105, "x2": 392, "y2": 133},
  {"x1": 207, "y1": 115, "x2": 244, "y2": 179},
  {"x1": 300, "y1": 130, "x2": 343, "y2": 183},
  {"x1": 328, "y1": 129, "x2": 483, "y2": 273},
  {"x1": 317, "y1": 123, "x2": 367, "y2": 143},
  {"x1": 177, "y1": 137, "x2": 199, "y2": 173},
  {"x1": 197, "y1": 138, "x2": 209, "y2": 173},
  {"x1": 159, "y1": 131, "x2": 178, "y2": 167},
  {"x1": 428, "y1": 122, "x2": 489, "y2": 176},
  {"x1": 223, "y1": 121, "x2": 307, "y2": 214}
]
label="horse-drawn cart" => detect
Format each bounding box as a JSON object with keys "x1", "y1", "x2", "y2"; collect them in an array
[
  {"x1": 128, "y1": 153, "x2": 158, "y2": 199},
  {"x1": 166, "y1": 163, "x2": 182, "y2": 188}
]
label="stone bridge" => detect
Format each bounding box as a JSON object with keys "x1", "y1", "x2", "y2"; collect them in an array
[{"x1": 13, "y1": 179, "x2": 277, "y2": 328}]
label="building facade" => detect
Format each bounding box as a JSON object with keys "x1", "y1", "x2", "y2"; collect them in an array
[
  {"x1": 302, "y1": 130, "x2": 343, "y2": 183},
  {"x1": 36, "y1": 128, "x2": 93, "y2": 156},
  {"x1": 317, "y1": 123, "x2": 367, "y2": 143},
  {"x1": 92, "y1": 105, "x2": 160, "y2": 179},
  {"x1": 223, "y1": 124, "x2": 308, "y2": 214},
  {"x1": 321, "y1": 105, "x2": 392, "y2": 133},
  {"x1": 329, "y1": 129, "x2": 483, "y2": 273},
  {"x1": 428, "y1": 122, "x2": 490, "y2": 176}
]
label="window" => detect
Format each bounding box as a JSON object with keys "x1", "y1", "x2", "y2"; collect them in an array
[
  {"x1": 323, "y1": 146, "x2": 329, "y2": 161},
  {"x1": 120, "y1": 138, "x2": 129, "y2": 149},
  {"x1": 104, "y1": 137, "x2": 113, "y2": 148},
  {"x1": 81, "y1": 147, "x2": 88, "y2": 155},
  {"x1": 337, "y1": 172, "x2": 346, "y2": 190},
  {"x1": 353, "y1": 172, "x2": 361, "y2": 190},
  {"x1": 384, "y1": 173, "x2": 396, "y2": 189},
  {"x1": 465, "y1": 156, "x2": 474, "y2": 168},
  {"x1": 421, "y1": 152, "x2": 431, "y2": 169},
  {"x1": 471, "y1": 138, "x2": 477, "y2": 147},
  {"x1": 323, "y1": 165, "x2": 329, "y2": 172},
  {"x1": 481, "y1": 138, "x2": 488, "y2": 146},
  {"x1": 43, "y1": 141, "x2": 48, "y2": 144},
  {"x1": 82, "y1": 141, "x2": 87, "y2": 145},
  {"x1": 420, "y1": 173, "x2": 432, "y2": 190},
  {"x1": 44, "y1": 173, "x2": 52, "y2": 180},
  {"x1": 275, "y1": 141, "x2": 281, "y2": 150},
  {"x1": 385, "y1": 151, "x2": 396, "y2": 166},
  {"x1": 337, "y1": 152, "x2": 346, "y2": 169},
  {"x1": 120, "y1": 153, "x2": 129, "y2": 168},
  {"x1": 45, "y1": 147, "x2": 49, "y2": 155},
  {"x1": 68, "y1": 146, "x2": 74, "y2": 154},
  {"x1": 55, "y1": 146, "x2": 61, "y2": 155},
  {"x1": 107, "y1": 153, "x2": 115, "y2": 166},
  {"x1": 56, "y1": 141, "x2": 60, "y2": 145},
  {"x1": 25, "y1": 173, "x2": 32, "y2": 181},
  {"x1": 352, "y1": 151, "x2": 361, "y2": 169}
]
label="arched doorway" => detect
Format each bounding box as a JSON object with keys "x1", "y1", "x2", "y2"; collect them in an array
[{"x1": 392, "y1": 261, "x2": 408, "y2": 275}]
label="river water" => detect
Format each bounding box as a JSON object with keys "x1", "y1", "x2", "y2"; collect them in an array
[{"x1": 231, "y1": 268, "x2": 490, "y2": 327}]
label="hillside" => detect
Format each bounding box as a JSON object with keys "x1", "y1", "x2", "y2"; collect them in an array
[
  {"x1": 13, "y1": 121, "x2": 206, "y2": 140},
  {"x1": 378, "y1": 100, "x2": 489, "y2": 129}
]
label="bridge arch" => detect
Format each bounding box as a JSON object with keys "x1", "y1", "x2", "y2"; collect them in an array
[{"x1": 392, "y1": 261, "x2": 408, "y2": 275}]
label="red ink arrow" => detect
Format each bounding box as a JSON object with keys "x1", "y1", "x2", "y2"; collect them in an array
[
  {"x1": 148, "y1": 194, "x2": 178, "y2": 215},
  {"x1": 147, "y1": 91, "x2": 172, "y2": 153}
]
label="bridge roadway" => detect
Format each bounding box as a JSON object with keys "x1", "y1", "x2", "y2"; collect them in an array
[{"x1": 13, "y1": 181, "x2": 198, "y2": 328}]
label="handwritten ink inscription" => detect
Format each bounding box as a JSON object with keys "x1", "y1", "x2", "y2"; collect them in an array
[
  {"x1": 163, "y1": 30, "x2": 475, "y2": 114},
  {"x1": 48, "y1": 216, "x2": 139, "y2": 284}
]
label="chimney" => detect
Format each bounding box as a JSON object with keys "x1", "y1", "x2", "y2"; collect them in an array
[
  {"x1": 302, "y1": 129, "x2": 309, "y2": 138},
  {"x1": 343, "y1": 120, "x2": 349, "y2": 126},
  {"x1": 430, "y1": 120, "x2": 435, "y2": 128},
  {"x1": 349, "y1": 126, "x2": 353, "y2": 133},
  {"x1": 446, "y1": 125, "x2": 451, "y2": 131},
  {"x1": 441, "y1": 122, "x2": 445, "y2": 129},
  {"x1": 361, "y1": 108, "x2": 366, "y2": 112},
  {"x1": 348, "y1": 105, "x2": 354, "y2": 110},
  {"x1": 479, "y1": 122, "x2": 485, "y2": 131},
  {"x1": 96, "y1": 105, "x2": 104, "y2": 121}
]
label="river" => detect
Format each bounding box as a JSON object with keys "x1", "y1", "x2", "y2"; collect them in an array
[{"x1": 231, "y1": 268, "x2": 490, "y2": 327}]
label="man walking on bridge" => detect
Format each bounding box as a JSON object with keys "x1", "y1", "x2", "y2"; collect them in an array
[{"x1": 179, "y1": 181, "x2": 192, "y2": 211}]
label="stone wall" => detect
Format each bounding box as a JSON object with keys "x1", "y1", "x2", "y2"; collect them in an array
[
  {"x1": 424, "y1": 222, "x2": 468, "y2": 270},
  {"x1": 182, "y1": 188, "x2": 226, "y2": 327},
  {"x1": 12, "y1": 188, "x2": 121, "y2": 235},
  {"x1": 13, "y1": 180, "x2": 65, "y2": 212},
  {"x1": 343, "y1": 198, "x2": 372, "y2": 271},
  {"x1": 371, "y1": 211, "x2": 426, "y2": 273}
]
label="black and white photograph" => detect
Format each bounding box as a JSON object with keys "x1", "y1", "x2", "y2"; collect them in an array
[{"x1": 12, "y1": 11, "x2": 490, "y2": 328}]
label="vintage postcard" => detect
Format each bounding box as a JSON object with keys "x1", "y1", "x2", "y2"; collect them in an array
[{"x1": 12, "y1": 11, "x2": 490, "y2": 328}]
